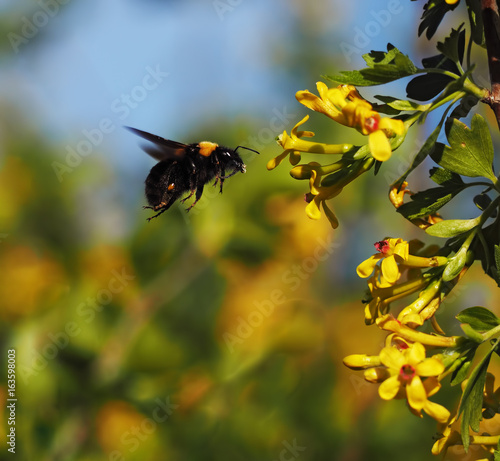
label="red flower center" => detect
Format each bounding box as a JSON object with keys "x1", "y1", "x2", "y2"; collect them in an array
[
  {"x1": 399, "y1": 364, "x2": 416, "y2": 383},
  {"x1": 374, "y1": 240, "x2": 389, "y2": 254},
  {"x1": 365, "y1": 116, "x2": 379, "y2": 132}
]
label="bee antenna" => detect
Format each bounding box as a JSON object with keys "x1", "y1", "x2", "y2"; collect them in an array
[{"x1": 234, "y1": 146, "x2": 260, "y2": 155}]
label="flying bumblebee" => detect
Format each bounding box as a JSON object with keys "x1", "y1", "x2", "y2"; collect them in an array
[{"x1": 125, "y1": 126, "x2": 259, "y2": 221}]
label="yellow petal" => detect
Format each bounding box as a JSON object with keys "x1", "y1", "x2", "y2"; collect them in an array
[
  {"x1": 424, "y1": 400, "x2": 451, "y2": 424},
  {"x1": 406, "y1": 375, "x2": 427, "y2": 410},
  {"x1": 291, "y1": 115, "x2": 311, "y2": 136},
  {"x1": 322, "y1": 201, "x2": 339, "y2": 229},
  {"x1": 343, "y1": 354, "x2": 381, "y2": 369},
  {"x1": 406, "y1": 342, "x2": 426, "y2": 365},
  {"x1": 378, "y1": 117, "x2": 405, "y2": 135},
  {"x1": 392, "y1": 239, "x2": 409, "y2": 260},
  {"x1": 379, "y1": 346, "x2": 405, "y2": 370},
  {"x1": 380, "y1": 255, "x2": 399, "y2": 283},
  {"x1": 364, "y1": 298, "x2": 380, "y2": 324},
  {"x1": 267, "y1": 151, "x2": 290, "y2": 170},
  {"x1": 296, "y1": 90, "x2": 329, "y2": 114},
  {"x1": 415, "y1": 358, "x2": 445, "y2": 377},
  {"x1": 422, "y1": 376, "x2": 441, "y2": 397},
  {"x1": 368, "y1": 130, "x2": 392, "y2": 161},
  {"x1": 305, "y1": 196, "x2": 322, "y2": 220},
  {"x1": 356, "y1": 254, "x2": 382, "y2": 278},
  {"x1": 364, "y1": 367, "x2": 390, "y2": 383},
  {"x1": 378, "y1": 375, "x2": 401, "y2": 400}
]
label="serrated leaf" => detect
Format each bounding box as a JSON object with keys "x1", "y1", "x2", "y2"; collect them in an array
[
  {"x1": 459, "y1": 341, "x2": 497, "y2": 450},
  {"x1": 450, "y1": 94, "x2": 479, "y2": 120},
  {"x1": 407, "y1": 28, "x2": 464, "y2": 101},
  {"x1": 466, "y1": 0, "x2": 485, "y2": 46},
  {"x1": 419, "y1": 0, "x2": 458, "y2": 39},
  {"x1": 426, "y1": 217, "x2": 480, "y2": 238},
  {"x1": 324, "y1": 45, "x2": 418, "y2": 87},
  {"x1": 429, "y1": 167, "x2": 464, "y2": 186},
  {"x1": 406, "y1": 73, "x2": 455, "y2": 101},
  {"x1": 456, "y1": 307, "x2": 500, "y2": 331},
  {"x1": 397, "y1": 184, "x2": 464, "y2": 220},
  {"x1": 430, "y1": 114, "x2": 496, "y2": 181},
  {"x1": 437, "y1": 26, "x2": 465, "y2": 63}
]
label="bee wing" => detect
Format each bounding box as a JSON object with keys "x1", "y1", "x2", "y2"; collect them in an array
[{"x1": 125, "y1": 126, "x2": 188, "y2": 161}]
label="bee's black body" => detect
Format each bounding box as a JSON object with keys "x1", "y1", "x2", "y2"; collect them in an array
[{"x1": 126, "y1": 126, "x2": 255, "y2": 220}]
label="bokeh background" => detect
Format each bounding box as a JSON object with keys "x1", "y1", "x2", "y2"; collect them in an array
[{"x1": 1, "y1": 1, "x2": 499, "y2": 460}]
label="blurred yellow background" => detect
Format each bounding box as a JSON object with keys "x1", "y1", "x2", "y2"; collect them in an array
[{"x1": 1, "y1": 1, "x2": 497, "y2": 460}]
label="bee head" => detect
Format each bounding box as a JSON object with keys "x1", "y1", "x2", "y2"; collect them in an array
[{"x1": 221, "y1": 148, "x2": 247, "y2": 173}]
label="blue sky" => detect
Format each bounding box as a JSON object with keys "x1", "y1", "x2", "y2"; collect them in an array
[{"x1": 2, "y1": 0, "x2": 422, "y2": 172}]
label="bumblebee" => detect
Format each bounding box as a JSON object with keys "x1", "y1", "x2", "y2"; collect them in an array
[{"x1": 126, "y1": 127, "x2": 259, "y2": 221}]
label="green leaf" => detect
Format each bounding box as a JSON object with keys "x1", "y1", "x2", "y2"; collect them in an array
[
  {"x1": 418, "y1": 0, "x2": 459, "y2": 39},
  {"x1": 495, "y1": 245, "x2": 500, "y2": 283},
  {"x1": 430, "y1": 114, "x2": 496, "y2": 181},
  {"x1": 429, "y1": 167, "x2": 465, "y2": 187},
  {"x1": 459, "y1": 341, "x2": 497, "y2": 450},
  {"x1": 374, "y1": 96, "x2": 423, "y2": 112},
  {"x1": 437, "y1": 26, "x2": 465, "y2": 63},
  {"x1": 324, "y1": 45, "x2": 418, "y2": 87},
  {"x1": 397, "y1": 184, "x2": 465, "y2": 221},
  {"x1": 393, "y1": 117, "x2": 444, "y2": 187},
  {"x1": 457, "y1": 307, "x2": 500, "y2": 332},
  {"x1": 466, "y1": 0, "x2": 485, "y2": 46},
  {"x1": 425, "y1": 217, "x2": 480, "y2": 238},
  {"x1": 450, "y1": 347, "x2": 476, "y2": 386}
]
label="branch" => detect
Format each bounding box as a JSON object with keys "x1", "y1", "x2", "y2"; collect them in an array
[{"x1": 482, "y1": 0, "x2": 500, "y2": 129}]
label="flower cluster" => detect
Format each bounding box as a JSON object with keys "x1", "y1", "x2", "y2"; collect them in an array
[
  {"x1": 344, "y1": 236, "x2": 473, "y2": 427},
  {"x1": 356, "y1": 238, "x2": 448, "y2": 325},
  {"x1": 267, "y1": 82, "x2": 405, "y2": 228},
  {"x1": 344, "y1": 337, "x2": 451, "y2": 423}
]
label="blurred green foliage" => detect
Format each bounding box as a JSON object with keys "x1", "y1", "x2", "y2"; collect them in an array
[{"x1": 1, "y1": 2, "x2": 498, "y2": 461}]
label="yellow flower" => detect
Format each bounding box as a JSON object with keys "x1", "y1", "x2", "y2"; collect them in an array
[
  {"x1": 377, "y1": 314, "x2": 460, "y2": 348},
  {"x1": 389, "y1": 182, "x2": 444, "y2": 229},
  {"x1": 432, "y1": 415, "x2": 461, "y2": 455},
  {"x1": 378, "y1": 342, "x2": 449, "y2": 422},
  {"x1": 357, "y1": 238, "x2": 448, "y2": 285},
  {"x1": 445, "y1": 0, "x2": 459, "y2": 3},
  {"x1": 362, "y1": 266, "x2": 429, "y2": 324},
  {"x1": 304, "y1": 185, "x2": 340, "y2": 229},
  {"x1": 268, "y1": 115, "x2": 353, "y2": 170},
  {"x1": 343, "y1": 354, "x2": 381, "y2": 370},
  {"x1": 357, "y1": 238, "x2": 410, "y2": 284},
  {"x1": 296, "y1": 82, "x2": 405, "y2": 161}
]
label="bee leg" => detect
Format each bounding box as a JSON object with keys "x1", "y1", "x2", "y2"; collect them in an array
[
  {"x1": 186, "y1": 184, "x2": 205, "y2": 211},
  {"x1": 212, "y1": 165, "x2": 225, "y2": 193},
  {"x1": 220, "y1": 170, "x2": 238, "y2": 179},
  {"x1": 180, "y1": 190, "x2": 195, "y2": 203},
  {"x1": 146, "y1": 206, "x2": 168, "y2": 221},
  {"x1": 143, "y1": 201, "x2": 167, "y2": 211}
]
